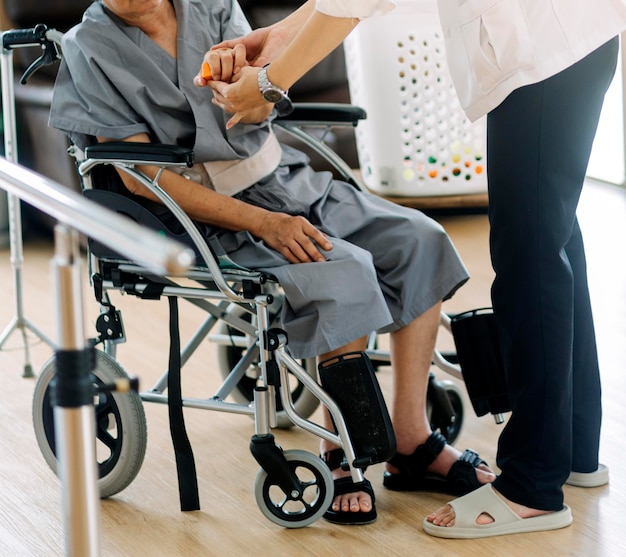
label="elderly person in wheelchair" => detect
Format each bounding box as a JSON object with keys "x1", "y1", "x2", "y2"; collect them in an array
[{"x1": 49, "y1": 0, "x2": 495, "y2": 525}]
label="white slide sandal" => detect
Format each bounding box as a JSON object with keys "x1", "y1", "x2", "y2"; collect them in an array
[{"x1": 423, "y1": 484, "x2": 573, "y2": 539}]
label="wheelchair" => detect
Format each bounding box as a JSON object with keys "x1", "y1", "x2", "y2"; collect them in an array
[{"x1": 8, "y1": 25, "x2": 467, "y2": 528}]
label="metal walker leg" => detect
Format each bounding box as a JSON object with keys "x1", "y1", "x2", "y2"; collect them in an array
[
  {"x1": 0, "y1": 32, "x2": 55, "y2": 376},
  {"x1": 52, "y1": 224, "x2": 101, "y2": 557}
]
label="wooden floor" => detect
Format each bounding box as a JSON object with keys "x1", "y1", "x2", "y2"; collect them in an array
[{"x1": 1, "y1": 179, "x2": 625, "y2": 556}]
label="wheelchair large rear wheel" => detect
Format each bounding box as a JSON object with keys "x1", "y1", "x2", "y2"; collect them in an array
[
  {"x1": 32, "y1": 350, "x2": 147, "y2": 498},
  {"x1": 215, "y1": 308, "x2": 319, "y2": 429},
  {"x1": 427, "y1": 378, "x2": 464, "y2": 445},
  {"x1": 254, "y1": 449, "x2": 333, "y2": 528}
]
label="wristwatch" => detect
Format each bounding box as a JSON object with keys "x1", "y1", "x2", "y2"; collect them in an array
[{"x1": 257, "y1": 64, "x2": 290, "y2": 104}]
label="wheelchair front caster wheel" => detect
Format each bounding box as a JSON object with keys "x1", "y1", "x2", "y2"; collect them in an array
[
  {"x1": 32, "y1": 350, "x2": 147, "y2": 498},
  {"x1": 254, "y1": 450, "x2": 333, "y2": 528}
]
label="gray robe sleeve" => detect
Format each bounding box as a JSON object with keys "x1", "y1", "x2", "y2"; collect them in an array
[
  {"x1": 49, "y1": 0, "x2": 266, "y2": 160},
  {"x1": 50, "y1": 33, "x2": 152, "y2": 149}
]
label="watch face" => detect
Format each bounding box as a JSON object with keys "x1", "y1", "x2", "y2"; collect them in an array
[{"x1": 262, "y1": 88, "x2": 284, "y2": 103}]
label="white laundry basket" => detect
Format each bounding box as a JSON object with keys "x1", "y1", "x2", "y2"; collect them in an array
[{"x1": 344, "y1": 1, "x2": 487, "y2": 197}]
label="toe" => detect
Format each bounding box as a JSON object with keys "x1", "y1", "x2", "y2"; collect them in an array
[
  {"x1": 336, "y1": 491, "x2": 373, "y2": 513},
  {"x1": 426, "y1": 504, "x2": 456, "y2": 526}
]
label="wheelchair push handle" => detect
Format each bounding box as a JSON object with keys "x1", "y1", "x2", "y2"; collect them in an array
[
  {"x1": 2, "y1": 24, "x2": 62, "y2": 84},
  {"x1": 2, "y1": 25, "x2": 47, "y2": 49}
]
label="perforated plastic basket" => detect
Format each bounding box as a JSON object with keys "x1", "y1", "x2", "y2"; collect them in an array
[{"x1": 344, "y1": 1, "x2": 487, "y2": 197}]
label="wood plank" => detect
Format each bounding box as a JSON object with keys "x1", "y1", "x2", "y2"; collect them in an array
[{"x1": 0, "y1": 180, "x2": 624, "y2": 556}]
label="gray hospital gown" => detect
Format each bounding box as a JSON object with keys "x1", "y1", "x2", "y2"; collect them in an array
[{"x1": 49, "y1": 0, "x2": 469, "y2": 359}]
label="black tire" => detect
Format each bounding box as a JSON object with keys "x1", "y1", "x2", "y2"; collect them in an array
[
  {"x1": 427, "y1": 378, "x2": 464, "y2": 445},
  {"x1": 32, "y1": 350, "x2": 147, "y2": 498},
  {"x1": 254, "y1": 450, "x2": 333, "y2": 528}
]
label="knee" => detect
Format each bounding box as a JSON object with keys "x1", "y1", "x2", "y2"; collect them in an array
[
  {"x1": 321, "y1": 244, "x2": 380, "y2": 296},
  {"x1": 405, "y1": 215, "x2": 453, "y2": 255}
]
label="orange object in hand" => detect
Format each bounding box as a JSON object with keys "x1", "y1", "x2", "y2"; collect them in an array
[{"x1": 201, "y1": 61, "x2": 212, "y2": 80}]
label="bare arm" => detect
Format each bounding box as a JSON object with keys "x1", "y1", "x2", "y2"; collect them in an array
[
  {"x1": 263, "y1": 9, "x2": 358, "y2": 92},
  {"x1": 201, "y1": 8, "x2": 358, "y2": 128},
  {"x1": 96, "y1": 134, "x2": 332, "y2": 263},
  {"x1": 205, "y1": 0, "x2": 317, "y2": 68}
]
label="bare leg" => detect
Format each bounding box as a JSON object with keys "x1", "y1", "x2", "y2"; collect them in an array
[
  {"x1": 319, "y1": 303, "x2": 494, "y2": 518},
  {"x1": 386, "y1": 303, "x2": 494, "y2": 481},
  {"x1": 388, "y1": 302, "x2": 441, "y2": 455}
]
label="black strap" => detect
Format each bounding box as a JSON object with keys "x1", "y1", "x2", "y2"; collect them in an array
[{"x1": 167, "y1": 296, "x2": 200, "y2": 511}]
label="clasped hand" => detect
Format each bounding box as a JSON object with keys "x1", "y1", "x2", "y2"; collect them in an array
[
  {"x1": 193, "y1": 44, "x2": 269, "y2": 128},
  {"x1": 194, "y1": 27, "x2": 286, "y2": 129}
]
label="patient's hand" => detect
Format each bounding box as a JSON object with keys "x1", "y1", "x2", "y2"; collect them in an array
[
  {"x1": 194, "y1": 45, "x2": 272, "y2": 125},
  {"x1": 196, "y1": 26, "x2": 291, "y2": 128},
  {"x1": 256, "y1": 212, "x2": 333, "y2": 264},
  {"x1": 194, "y1": 43, "x2": 247, "y2": 85}
]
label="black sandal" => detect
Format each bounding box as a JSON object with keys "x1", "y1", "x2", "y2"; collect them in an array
[
  {"x1": 321, "y1": 448, "x2": 377, "y2": 525},
  {"x1": 382, "y1": 431, "x2": 489, "y2": 496}
]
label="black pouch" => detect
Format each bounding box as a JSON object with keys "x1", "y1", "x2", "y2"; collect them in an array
[
  {"x1": 318, "y1": 351, "x2": 396, "y2": 468},
  {"x1": 450, "y1": 308, "x2": 511, "y2": 417}
]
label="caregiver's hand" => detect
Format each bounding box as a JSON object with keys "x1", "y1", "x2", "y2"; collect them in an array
[{"x1": 207, "y1": 65, "x2": 271, "y2": 129}]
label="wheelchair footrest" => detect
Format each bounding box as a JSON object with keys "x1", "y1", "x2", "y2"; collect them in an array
[
  {"x1": 450, "y1": 308, "x2": 511, "y2": 417},
  {"x1": 318, "y1": 351, "x2": 396, "y2": 467}
]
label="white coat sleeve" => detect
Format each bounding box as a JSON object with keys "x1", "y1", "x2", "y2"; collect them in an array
[{"x1": 315, "y1": 0, "x2": 396, "y2": 19}]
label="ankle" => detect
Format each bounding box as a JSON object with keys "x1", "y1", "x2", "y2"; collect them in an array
[
  {"x1": 393, "y1": 420, "x2": 437, "y2": 452},
  {"x1": 393, "y1": 433, "x2": 429, "y2": 456}
]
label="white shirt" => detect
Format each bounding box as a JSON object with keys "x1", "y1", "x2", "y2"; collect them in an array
[
  {"x1": 316, "y1": 0, "x2": 396, "y2": 19},
  {"x1": 437, "y1": 0, "x2": 626, "y2": 121}
]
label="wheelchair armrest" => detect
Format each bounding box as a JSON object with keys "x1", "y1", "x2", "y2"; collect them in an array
[
  {"x1": 79, "y1": 148, "x2": 254, "y2": 301},
  {"x1": 276, "y1": 103, "x2": 367, "y2": 127},
  {"x1": 274, "y1": 103, "x2": 366, "y2": 190},
  {"x1": 84, "y1": 142, "x2": 195, "y2": 167}
]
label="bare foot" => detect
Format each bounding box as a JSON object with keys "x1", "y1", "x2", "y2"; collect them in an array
[
  {"x1": 329, "y1": 466, "x2": 373, "y2": 514},
  {"x1": 322, "y1": 447, "x2": 373, "y2": 514},
  {"x1": 425, "y1": 487, "x2": 552, "y2": 527}
]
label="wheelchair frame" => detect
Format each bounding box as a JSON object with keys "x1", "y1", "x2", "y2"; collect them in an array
[
  {"x1": 34, "y1": 133, "x2": 369, "y2": 527},
  {"x1": 9, "y1": 24, "x2": 469, "y2": 529}
]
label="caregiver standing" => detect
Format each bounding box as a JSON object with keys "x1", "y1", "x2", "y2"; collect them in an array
[{"x1": 424, "y1": 0, "x2": 626, "y2": 538}]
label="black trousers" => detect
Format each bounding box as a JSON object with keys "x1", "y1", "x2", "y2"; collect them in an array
[{"x1": 488, "y1": 37, "x2": 619, "y2": 511}]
